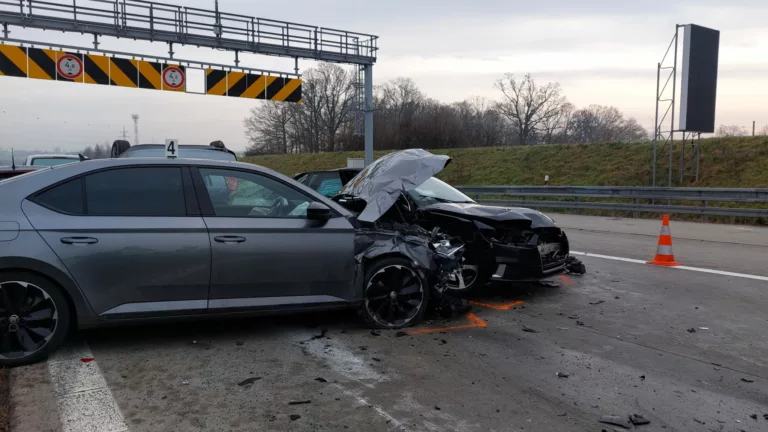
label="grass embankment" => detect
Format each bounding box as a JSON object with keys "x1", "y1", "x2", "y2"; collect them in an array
[{"x1": 244, "y1": 137, "x2": 768, "y2": 223}]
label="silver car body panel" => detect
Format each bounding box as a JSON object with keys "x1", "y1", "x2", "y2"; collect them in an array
[{"x1": 0, "y1": 158, "x2": 360, "y2": 328}]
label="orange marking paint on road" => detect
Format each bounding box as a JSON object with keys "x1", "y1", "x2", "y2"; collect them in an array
[
  {"x1": 556, "y1": 275, "x2": 574, "y2": 286},
  {"x1": 407, "y1": 313, "x2": 487, "y2": 335},
  {"x1": 468, "y1": 300, "x2": 525, "y2": 310}
]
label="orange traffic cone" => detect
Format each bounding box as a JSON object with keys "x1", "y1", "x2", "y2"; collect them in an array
[{"x1": 647, "y1": 215, "x2": 681, "y2": 266}]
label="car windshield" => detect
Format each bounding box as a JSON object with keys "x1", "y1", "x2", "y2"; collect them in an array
[
  {"x1": 407, "y1": 177, "x2": 475, "y2": 206},
  {"x1": 31, "y1": 158, "x2": 77, "y2": 166},
  {"x1": 122, "y1": 148, "x2": 236, "y2": 161}
]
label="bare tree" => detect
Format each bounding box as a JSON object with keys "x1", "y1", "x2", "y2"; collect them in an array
[
  {"x1": 717, "y1": 124, "x2": 748, "y2": 137},
  {"x1": 569, "y1": 105, "x2": 648, "y2": 143},
  {"x1": 244, "y1": 102, "x2": 296, "y2": 155},
  {"x1": 540, "y1": 102, "x2": 574, "y2": 144},
  {"x1": 760, "y1": 124, "x2": 768, "y2": 136},
  {"x1": 494, "y1": 74, "x2": 569, "y2": 145}
]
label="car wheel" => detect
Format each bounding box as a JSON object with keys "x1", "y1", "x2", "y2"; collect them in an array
[
  {"x1": 360, "y1": 257, "x2": 429, "y2": 329},
  {"x1": 0, "y1": 272, "x2": 70, "y2": 367},
  {"x1": 445, "y1": 255, "x2": 489, "y2": 293},
  {"x1": 111, "y1": 140, "x2": 131, "y2": 158}
]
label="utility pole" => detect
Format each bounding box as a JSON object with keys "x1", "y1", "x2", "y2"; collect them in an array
[
  {"x1": 132, "y1": 114, "x2": 140, "y2": 145},
  {"x1": 753, "y1": 121, "x2": 756, "y2": 137},
  {"x1": 120, "y1": 127, "x2": 128, "y2": 140}
]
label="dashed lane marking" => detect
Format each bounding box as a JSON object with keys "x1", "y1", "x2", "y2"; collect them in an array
[
  {"x1": 47, "y1": 342, "x2": 128, "y2": 432},
  {"x1": 407, "y1": 313, "x2": 487, "y2": 335},
  {"x1": 571, "y1": 251, "x2": 768, "y2": 282}
]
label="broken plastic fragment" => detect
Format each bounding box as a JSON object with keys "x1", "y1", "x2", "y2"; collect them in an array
[
  {"x1": 629, "y1": 414, "x2": 650, "y2": 425},
  {"x1": 598, "y1": 415, "x2": 632, "y2": 429}
]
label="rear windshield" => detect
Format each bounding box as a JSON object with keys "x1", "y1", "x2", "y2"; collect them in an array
[
  {"x1": 30, "y1": 158, "x2": 78, "y2": 166},
  {"x1": 121, "y1": 148, "x2": 236, "y2": 161}
]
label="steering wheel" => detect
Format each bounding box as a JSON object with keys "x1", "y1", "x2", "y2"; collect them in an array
[{"x1": 266, "y1": 197, "x2": 289, "y2": 217}]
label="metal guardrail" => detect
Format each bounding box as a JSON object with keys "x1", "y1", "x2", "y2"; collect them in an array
[
  {"x1": 0, "y1": 0, "x2": 378, "y2": 64},
  {"x1": 456, "y1": 186, "x2": 768, "y2": 218}
]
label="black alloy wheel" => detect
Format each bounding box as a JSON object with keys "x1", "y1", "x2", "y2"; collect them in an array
[
  {"x1": 445, "y1": 261, "x2": 480, "y2": 291},
  {"x1": 363, "y1": 259, "x2": 427, "y2": 329},
  {"x1": 0, "y1": 273, "x2": 70, "y2": 366}
]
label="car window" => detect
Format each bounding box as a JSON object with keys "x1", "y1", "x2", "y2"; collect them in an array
[
  {"x1": 305, "y1": 172, "x2": 344, "y2": 197},
  {"x1": 85, "y1": 167, "x2": 186, "y2": 216},
  {"x1": 31, "y1": 158, "x2": 77, "y2": 167},
  {"x1": 199, "y1": 168, "x2": 312, "y2": 218},
  {"x1": 32, "y1": 178, "x2": 85, "y2": 215}
]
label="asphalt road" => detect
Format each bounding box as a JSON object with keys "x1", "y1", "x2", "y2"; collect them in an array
[{"x1": 9, "y1": 216, "x2": 768, "y2": 432}]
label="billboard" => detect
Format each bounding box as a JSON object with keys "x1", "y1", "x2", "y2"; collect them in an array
[{"x1": 678, "y1": 24, "x2": 720, "y2": 133}]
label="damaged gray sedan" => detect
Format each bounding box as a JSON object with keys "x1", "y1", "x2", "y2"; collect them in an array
[{"x1": 0, "y1": 156, "x2": 462, "y2": 365}]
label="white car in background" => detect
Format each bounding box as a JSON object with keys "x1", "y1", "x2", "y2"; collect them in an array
[{"x1": 24, "y1": 154, "x2": 86, "y2": 167}]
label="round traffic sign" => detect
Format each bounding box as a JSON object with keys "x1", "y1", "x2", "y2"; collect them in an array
[
  {"x1": 56, "y1": 54, "x2": 83, "y2": 79},
  {"x1": 162, "y1": 66, "x2": 185, "y2": 89}
]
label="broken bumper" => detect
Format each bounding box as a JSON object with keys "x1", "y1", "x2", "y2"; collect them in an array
[{"x1": 488, "y1": 242, "x2": 569, "y2": 282}]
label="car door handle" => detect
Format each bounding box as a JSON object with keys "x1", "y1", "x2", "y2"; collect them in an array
[
  {"x1": 214, "y1": 235, "x2": 246, "y2": 244},
  {"x1": 61, "y1": 237, "x2": 98, "y2": 245}
]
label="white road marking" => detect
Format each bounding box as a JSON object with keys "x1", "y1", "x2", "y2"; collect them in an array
[
  {"x1": 332, "y1": 383, "x2": 408, "y2": 432},
  {"x1": 47, "y1": 342, "x2": 128, "y2": 432},
  {"x1": 571, "y1": 251, "x2": 768, "y2": 282}
]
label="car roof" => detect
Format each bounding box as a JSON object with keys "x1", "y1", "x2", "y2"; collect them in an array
[
  {"x1": 125, "y1": 144, "x2": 225, "y2": 150},
  {"x1": 294, "y1": 167, "x2": 362, "y2": 177},
  {"x1": 26, "y1": 154, "x2": 81, "y2": 159}
]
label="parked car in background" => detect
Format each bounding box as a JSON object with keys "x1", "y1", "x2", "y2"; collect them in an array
[
  {"x1": 294, "y1": 168, "x2": 361, "y2": 197},
  {"x1": 0, "y1": 156, "x2": 462, "y2": 366},
  {"x1": 110, "y1": 139, "x2": 237, "y2": 161},
  {"x1": 303, "y1": 150, "x2": 586, "y2": 292},
  {"x1": 24, "y1": 154, "x2": 86, "y2": 167}
]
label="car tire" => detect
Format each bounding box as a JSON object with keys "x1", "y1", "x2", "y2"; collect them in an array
[
  {"x1": 0, "y1": 272, "x2": 71, "y2": 367},
  {"x1": 360, "y1": 257, "x2": 429, "y2": 329},
  {"x1": 111, "y1": 140, "x2": 131, "y2": 158},
  {"x1": 445, "y1": 255, "x2": 486, "y2": 294}
]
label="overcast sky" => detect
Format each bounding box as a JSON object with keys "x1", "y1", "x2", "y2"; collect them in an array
[{"x1": 1, "y1": 0, "x2": 767, "y2": 152}]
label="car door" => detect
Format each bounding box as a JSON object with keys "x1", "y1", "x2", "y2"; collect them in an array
[
  {"x1": 191, "y1": 166, "x2": 356, "y2": 311},
  {"x1": 22, "y1": 166, "x2": 211, "y2": 317}
]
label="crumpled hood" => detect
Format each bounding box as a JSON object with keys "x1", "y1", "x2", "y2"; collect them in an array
[
  {"x1": 421, "y1": 202, "x2": 557, "y2": 229},
  {"x1": 339, "y1": 149, "x2": 451, "y2": 223}
]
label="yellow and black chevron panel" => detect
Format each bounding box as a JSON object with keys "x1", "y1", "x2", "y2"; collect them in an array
[
  {"x1": 265, "y1": 77, "x2": 302, "y2": 102},
  {"x1": 84, "y1": 53, "x2": 110, "y2": 85},
  {"x1": 137, "y1": 60, "x2": 161, "y2": 90},
  {"x1": 240, "y1": 74, "x2": 267, "y2": 99},
  {"x1": 55, "y1": 52, "x2": 84, "y2": 83},
  {"x1": 109, "y1": 57, "x2": 138, "y2": 88},
  {"x1": 0, "y1": 45, "x2": 27, "y2": 78},
  {"x1": 206, "y1": 69, "x2": 227, "y2": 96},
  {"x1": 225, "y1": 71, "x2": 247, "y2": 97},
  {"x1": 26, "y1": 48, "x2": 56, "y2": 80}
]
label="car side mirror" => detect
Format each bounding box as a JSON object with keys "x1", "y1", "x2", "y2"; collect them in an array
[{"x1": 307, "y1": 202, "x2": 332, "y2": 221}]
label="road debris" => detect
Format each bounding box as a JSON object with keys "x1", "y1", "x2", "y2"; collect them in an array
[
  {"x1": 370, "y1": 330, "x2": 381, "y2": 336},
  {"x1": 80, "y1": 357, "x2": 94, "y2": 363},
  {"x1": 598, "y1": 415, "x2": 632, "y2": 429},
  {"x1": 288, "y1": 400, "x2": 312, "y2": 405},
  {"x1": 687, "y1": 328, "x2": 696, "y2": 333},
  {"x1": 698, "y1": 327, "x2": 709, "y2": 330},
  {"x1": 522, "y1": 325, "x2": 539, "y2": 333},
  {"x1": 741, "y1": 378, "x2": 755, "y2": 383},
  {"x1": 290, "y1": 415, "x2": 301, "y2": 421},
  {"x1": 395, "y1": 331, "x2": 409, "y2": 337},
  {"x1": 440, "y1": 339, "x2": 448, "y2": 345},
  {"x1": 640, "y1": 375, "x2": 646, "y2": 381},
  {"x1": 576, "y1": 321, "x2": 585, "y2": 326},
  {"x1": 314, "y1": 377, "x2": 328, "y2": 383},
  {"x1": 693, "y1": 418, "x2": 705, "y2": 424},
  {"x1": 359, "y1": 346, "x2": 368, "y2": 351},
  {"x1": 236, "y1": 341, "x2": 244, "y2": 346},
  {"x1": 434, "y1": 406, "x2": 441, "y2": 410},
  {"x1": 749, "y1": 414, "x2": 757, "y2": 420},
  {"x1": 614, "y1": 296, "x2": 620, "y2": 299},
  {"x1": 764, "y1": 414, "x2": 768, "y2": 420},
  {"x1": 372, "y1": 357, "x2": 381, "y2": 362},
  {"x1": 237, "y1": 377, "x2": 261, "y2": 386},
  {"x1": 181, "y1": 380, "x2": 190, "y2": 385},
  {"x1": 309, "y1": 328, "x2": 328, "y2": 341},
  {"x1": 556, "y1": 372, "x2": 570, "y2": 378},
  {"x1": 589, "y1": 300, "x2": 605, "y2": 305},
  {"x1": 568, "y1": 315, "x2": 579, "y2": 319},
  {"x1": 630, "y1": 414, "x2": 650, "y2": 425}
]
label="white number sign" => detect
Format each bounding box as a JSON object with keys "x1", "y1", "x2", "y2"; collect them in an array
[{"x1": 165, "y1": 139, "x2": 179, "y2": 158}]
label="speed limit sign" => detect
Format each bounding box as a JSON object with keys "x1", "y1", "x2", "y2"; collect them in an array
[{"x1": 165, "y1": 139, "x2": 179, "y2": 159}]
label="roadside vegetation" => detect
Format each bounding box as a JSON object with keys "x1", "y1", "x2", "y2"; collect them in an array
[{"x1": 245, "y1": 136, "x2": 768, "y2": 188}]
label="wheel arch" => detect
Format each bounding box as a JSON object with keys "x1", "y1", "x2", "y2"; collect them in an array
[{"x1": 0, "y1": 257, "x2": 97, "y2": 329}]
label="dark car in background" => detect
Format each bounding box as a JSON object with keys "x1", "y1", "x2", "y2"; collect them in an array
[
  {"x1": 0, "y1": 156, "x2": 462, "y2": 366},
  {"x1": 299, "y1": 150, "x2": 585, "y2": 292},
  {"x1": 110, "y1": 139, "x2": 237, "y2": 161}
]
